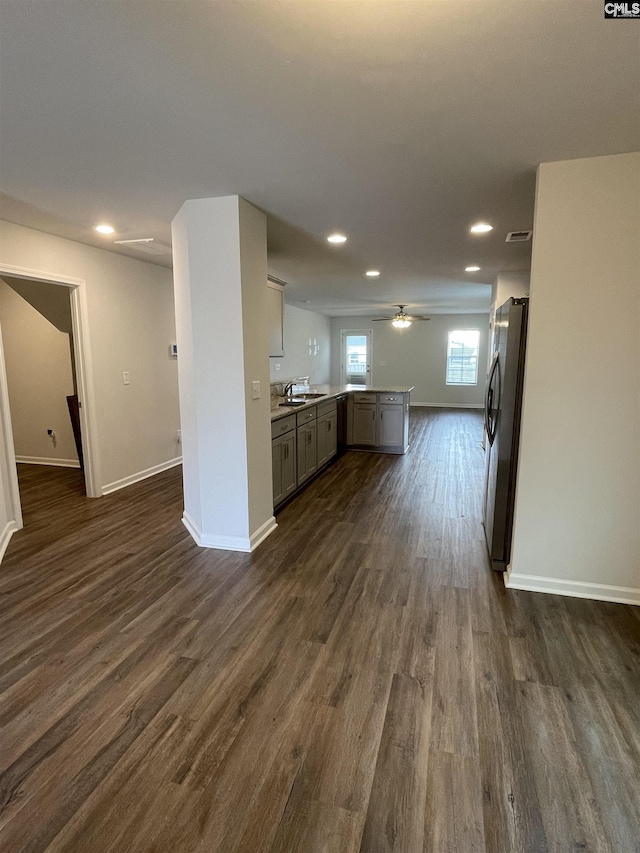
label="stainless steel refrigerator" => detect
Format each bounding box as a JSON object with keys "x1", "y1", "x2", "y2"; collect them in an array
[{"x1": 483, "y1": 297, "x2": 528, "y2": 570}]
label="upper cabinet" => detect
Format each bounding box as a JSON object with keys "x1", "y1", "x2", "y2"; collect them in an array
[{"x1": 267, "y1": 276, "x2": 285, "y2": 357}]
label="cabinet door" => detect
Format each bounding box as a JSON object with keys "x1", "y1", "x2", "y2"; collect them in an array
[
  {"x1": 281, "y1": 432, "x2": 296, "y2": 500},
  {"x1": 272, "y1": 435, "x2": 284, "y2": 505},
  {"x1": 273, "y1": 431, "x2": 296, "y2": 507},
  {"x1": 297, "y1": 422, "x2": 317, "y2": 485},
  {"x1": 379, "y1": 404, "x2": 405, "y2": 448},
  {"x1": 317, "y1": 412, "x2": 337, "y2": 468},
  {"x1": 351, "y1": 403, "x2": 377, "y2": 446}
]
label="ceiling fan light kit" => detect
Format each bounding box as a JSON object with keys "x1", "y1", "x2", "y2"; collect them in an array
[{"x1": 373, "y1": 305, "x2": 430, "y2": 330}]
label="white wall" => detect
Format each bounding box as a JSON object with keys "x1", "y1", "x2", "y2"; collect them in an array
[
  {"x1": 330, "y1": 313, "x2": 490, "y2": 406},
  {"x1": 0, "y1": 279, "x2": 78, "y2": 464},
  {"x1": 0, "y1": 220, "x2": 180, "y2": 495},
  {"x1": 269, "y1": 303, "x2": 331, "y2": 384},
  {"x1": 509, "y1": 152, "x2": 640, "y2": 602},
  {"x1": 491, "y1": 270, "x2": 529, "y2": 310}
]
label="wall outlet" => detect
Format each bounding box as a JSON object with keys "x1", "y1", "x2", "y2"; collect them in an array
[
  {"x1": 251, "y1": 380, "x2": 261, "y2": 400},
  {"x1": 176, "y1": 429, "x2": 182, "y2": 444},
  {"x1": 123, "y1": 371, "x2": 130, "y2": 385}
]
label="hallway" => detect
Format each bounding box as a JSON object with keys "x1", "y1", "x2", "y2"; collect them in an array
[{"x1": 1, "y1": 409, "x2": 638, "y2": 852}]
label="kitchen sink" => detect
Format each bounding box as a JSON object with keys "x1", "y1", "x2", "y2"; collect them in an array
[
  {"x1": 279, "y1": 399, "x2": 306, "y2": 407},
  {"x1": 289, "y1": 392, "x2": 325, "y2": 399}
]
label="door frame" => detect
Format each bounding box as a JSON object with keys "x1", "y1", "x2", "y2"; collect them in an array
[
  {"x1": 340, "y1": 328, "x2": 373, "y2": 386},
  {"x1": 0, "y1": 263, "x2": 102, "y2": 529}
]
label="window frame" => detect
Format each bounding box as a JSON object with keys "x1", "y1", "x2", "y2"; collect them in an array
[{"x1": 445, "y1": 329, "x2": 481, "y2": 386}]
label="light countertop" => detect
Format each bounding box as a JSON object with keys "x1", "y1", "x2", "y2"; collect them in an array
[{"x1": 270, "y1": 384, "x2": 414, "y2": 421}]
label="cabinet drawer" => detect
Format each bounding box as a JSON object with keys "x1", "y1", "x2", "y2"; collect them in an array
[
  {"x1": 296, "y1": 406, "x2": 317, "y2": 426},
  {"x1": 271, "y1": 414, "x2": 296, "y2": 438},
  {"x1": 317, "y1": 399, "x2": 337, "y2": 418},
  {"x1": 352, "y1": 392, "x2": 376, "y2": 404},
  {"x1": 378, "y1": 393, "x2": 403, "y2": 405}
]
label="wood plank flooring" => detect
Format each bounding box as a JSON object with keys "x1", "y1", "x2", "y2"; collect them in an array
[{"x1": 1, "y1": 408, "x2": 639, "y2": 852}]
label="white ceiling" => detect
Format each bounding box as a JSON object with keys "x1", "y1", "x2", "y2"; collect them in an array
[{"x1": 0, "y1": 1, "x2": 638, "y2": 316}]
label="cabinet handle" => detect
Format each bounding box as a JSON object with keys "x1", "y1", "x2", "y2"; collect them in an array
[{"x1": 372, "y1": 410, "x2": 375, "y2": 421}]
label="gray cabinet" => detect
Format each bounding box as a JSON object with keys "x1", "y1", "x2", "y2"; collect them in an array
[
  {"x1": 347, "y1": 392, "x2": 410, "y2": 453},
  {"x1": 378, "y1": 404, "x2": 404, "y2": 448},
  {"x1": 351, "y1": 403, "x2": 377, "y2": 445},
  {"x1": 271, "y1": 414, "x2": 296, "y2": 509},
  {"x1": 297, "y1": 420, "x2": 317, "y2": 485},
  {"x1": 317, "y1": 410, "x2": 338, "y2": 468},
  {"x1": 272, "y1": 431, "x2": 296, "y2": 507}
]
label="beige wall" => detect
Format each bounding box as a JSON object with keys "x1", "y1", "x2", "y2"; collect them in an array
[
  {"x1": 509, "y1": 152, "x2": 640, "y2": 600},
  {"x1": 269, "y1": 303, "x2": 331, "y2": 385},
  {"x1": 0, "y1": 220, "x2": 181, "y2": 494},
  {"x1": 0, "y1": 279, "x2": 78, "y2": 464},
  {"x1": 330, "y1": 313, "x2": 490, "y2": 406}
]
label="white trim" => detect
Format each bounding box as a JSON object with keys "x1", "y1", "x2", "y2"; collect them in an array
[
  {"x1": 182, "y1": 511, "x2": 277, "y2": 553},
  {"x1": 0, "y1": 520, "x2": 18, "y2": 562},
  {"x1": 248, "y1": 516, "x2": 278, "y2": 551},
  {"x1": 101, "y1": 457, "x2": 182, "y2": 495},
  {"x1": 16, "y1": 456, "x2": 81, "y2": 468},
  {"x1": 69, "y1": 280, "x2": 102, "y2": 496},
  {"x1": 0, "y1": 263, "x2": 102, "y2": 499},
  {"x1": 504, "y1": 570, "x2": 640, "y2": 606},
  {"x1": 410, "y1": 402, "x2": 484, "y2": 409},
  {"x1": 0, "y1": 322, "x2": 22, "y2": 530},
  {"x1": 0, "y1": 263, "x2": 84, "y2": 288}
]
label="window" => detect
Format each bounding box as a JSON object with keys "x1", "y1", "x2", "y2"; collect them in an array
[{"x1": 446, "y1": 329, "x2": 480, "y2": 385}]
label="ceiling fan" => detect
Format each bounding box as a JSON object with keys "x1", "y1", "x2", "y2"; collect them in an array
[{"x1": 372, "y1": 305, "x2": 431, "y2": 329}]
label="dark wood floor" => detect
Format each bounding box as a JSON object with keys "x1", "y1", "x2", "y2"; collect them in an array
[{"x1": 1, "y1": 409, "x2": 639, "y2": 853}]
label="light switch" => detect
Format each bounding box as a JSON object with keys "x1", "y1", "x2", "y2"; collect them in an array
[
  {"x1": 274, "y1": 363, "x2": 281, "y2": 371},
  {"x1": 123, "y1": 371, "x2": 130, "y2": 385},
  {"x1": 251, "y1": 380, "x2": 261, "y2": 400}
]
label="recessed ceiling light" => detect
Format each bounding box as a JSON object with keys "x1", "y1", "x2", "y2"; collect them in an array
[
  {"x1": 465, "y1": 265, "x2": 481, "y2": 272},
  {"x1": 95, "y1": 224, "x2": 115, "y2": 235},
  {"x1": 470, "y1": 222, "x2": 493, "y2": 234},
  {"x1": 327, "y1": 233, "x2": 347, "y2": 244},
  {"x1": 366, "y1": 270, "x2": 380, "y2": 277}
]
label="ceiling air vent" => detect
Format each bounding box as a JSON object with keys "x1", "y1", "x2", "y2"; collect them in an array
[
  {"x1": 505, "y1": 230, "x2": 533, "y2": 243},
  {"x1": 114, "y1": 238, "x2": 171, "y2": 255}
]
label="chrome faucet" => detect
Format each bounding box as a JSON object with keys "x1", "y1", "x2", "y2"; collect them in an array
[{"x1": 283, "y1": 381, "x2": 295, "y2": 397}]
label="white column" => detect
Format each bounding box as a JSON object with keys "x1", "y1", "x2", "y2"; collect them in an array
[
  {"x1": 508, "y1": 153, "x2": 640, "y2": 603},
  {"x1": 171, "y1": 196, "x2": 275, "y2": 552}
]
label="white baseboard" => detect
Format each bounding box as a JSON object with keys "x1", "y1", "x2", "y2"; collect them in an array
[
  {"x1": 410, "y1": 402, "x2": 484, "y2": 409},
  {"x1": 101, "y1": 456, "x2": 182, "y2": 496},
  {"x1": 15, "y1": 455, "x2": 81, "y2": 468},
  {"x1": 0, "y1": 520, "x2": 19, "y2": 563},
  {"x1": 504, "y1": 570, "x2": 640, "y2": 606},
  {"x1": 182, "y1": 511, "x2": 277, "y2": 553}
]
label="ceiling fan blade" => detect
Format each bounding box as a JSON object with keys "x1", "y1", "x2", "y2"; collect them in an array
[{"x1": 372, "y1": 317, "x2": 394, "y2": 321}]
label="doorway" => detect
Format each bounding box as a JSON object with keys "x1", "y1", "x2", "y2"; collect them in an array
[
  {"x1": 340, "y1": 329, "x2": 372, "y2": 386},
  {"x1": 0, "y1": 263, "x2": 100, "y2": 543}
]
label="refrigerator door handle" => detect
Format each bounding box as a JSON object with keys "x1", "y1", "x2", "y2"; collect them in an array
[{"x1": 485, "y1": 351, "x2": 499, "y2": 445}]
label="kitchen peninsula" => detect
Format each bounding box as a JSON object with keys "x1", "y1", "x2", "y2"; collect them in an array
[{"x1": 271, "y1": 384, "x2": 413, "y2": 510}]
